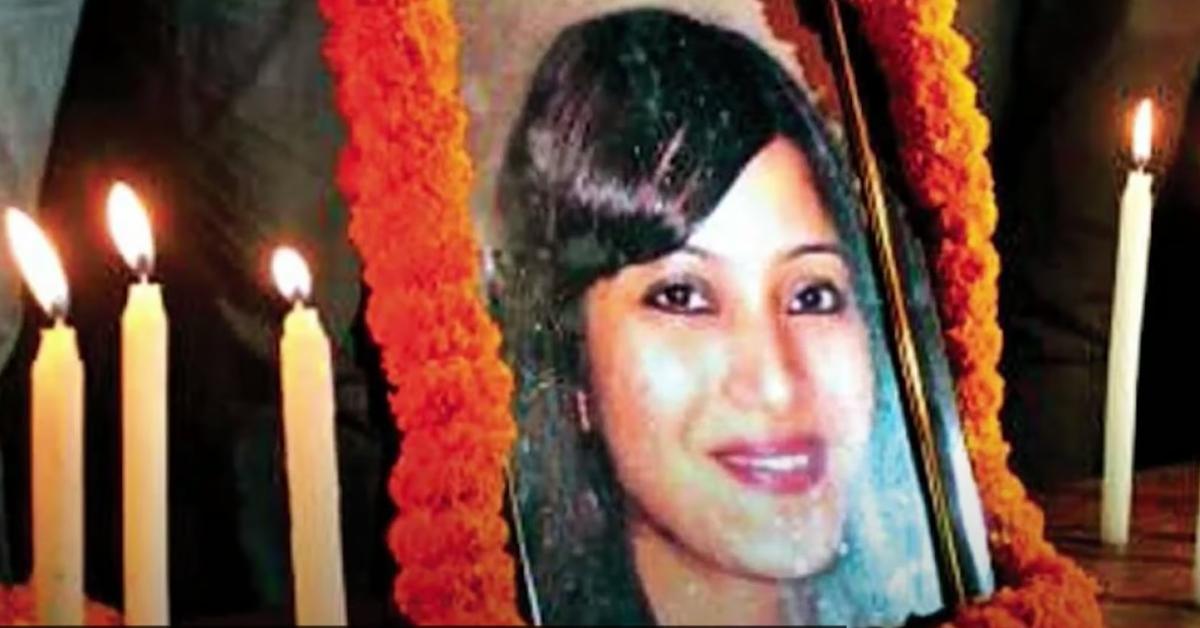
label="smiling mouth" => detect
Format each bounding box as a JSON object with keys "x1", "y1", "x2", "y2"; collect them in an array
[{"x1": 710, "y1": 436, "x2": 828, "y2": 495}]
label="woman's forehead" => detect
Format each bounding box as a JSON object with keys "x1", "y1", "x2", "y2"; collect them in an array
[{"x1": 685, "y1": 137, "x2": 841, "y2": 261}]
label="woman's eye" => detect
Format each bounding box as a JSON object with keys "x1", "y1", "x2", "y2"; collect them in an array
[
  {"x1": 643, "y1": 280, "x2": 715, "y2": 314},
  {"x1": 787, "y1": 281, "x2": 845, "y2": 315}
]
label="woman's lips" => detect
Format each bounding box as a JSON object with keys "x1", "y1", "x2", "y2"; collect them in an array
[{"x1": 710, "y1": 435, "x2": 827, "y2": 495}]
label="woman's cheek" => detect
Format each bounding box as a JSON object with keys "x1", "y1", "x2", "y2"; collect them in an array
[
  {"x1": 599, "y1": 321, "x2": 718, "y2": 451},
  {"x1": 625, "y1": 324, "x2": 712, "y2": 421},
  {"x1": 792, "y1": 316, "x2": 874, "y2": 445},
  {"x1": 836, "y1": 322, "x2": 874, "y2": 451}
]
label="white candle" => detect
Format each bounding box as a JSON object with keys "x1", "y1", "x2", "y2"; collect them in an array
[
  {"x1": 4, "y1": 208, "x2": 85, "y2": 625},
  {"x1": 271, "y1": 247, "x2": 347, "y2": 625},
  {"x1": 1101, "y1": 99, "x2": 1155, "y2": 547},
  {"x1": 107, "y1": 182, "x2": 169, "y2": 624}
]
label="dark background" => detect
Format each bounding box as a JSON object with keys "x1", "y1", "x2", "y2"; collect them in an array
[{"x1": 963, "y1": 0, "x2": 1200, "y2": 488}]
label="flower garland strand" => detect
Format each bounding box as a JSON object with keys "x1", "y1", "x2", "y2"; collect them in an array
[
  {"x1": 845, "y1": 0, "x2": 1102, "y2": 624},
  {"x1": 317, "y1": 0, "x2": 1102, "y2": 625},
  {"x1": 0, "y1": 586, "x2": 121, "y2": 625},
  {"x1": 318, "y1": 0, "x2": 521, "y2": 624}
]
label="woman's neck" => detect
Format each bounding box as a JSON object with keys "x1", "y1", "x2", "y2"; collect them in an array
[{"x1": 629, "y1": 517, "x2": 811, "y2": 625}]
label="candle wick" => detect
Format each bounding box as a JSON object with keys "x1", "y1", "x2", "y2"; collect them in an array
[
  {"x1": 48, "y1": 301, "x2": 68, "y2": 325},
  {"x1": 134, "y1": 255, "x2": 153, "y2": 281},
  {"x1": 1133, "y1": 149, "x2": 1152, "y2": 172}
]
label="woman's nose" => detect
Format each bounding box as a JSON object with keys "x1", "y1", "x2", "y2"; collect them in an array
[{"x1": 720, "y1": 313, "x2": 797, "y2": 415}]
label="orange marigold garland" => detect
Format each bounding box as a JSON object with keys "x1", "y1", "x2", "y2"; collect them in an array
[
  {"x1": 0, "y1": 586, "x2": 121, "y2": 625},
  {"x1": 318, "y1": 0, "x2": 520, "y2": 624},
  {"x1": 846, "y1": 0, "x2": 1102, "y2": 625},
  {"x1": 317, "y1": 0, "x2": 1102, "y2": 625}
]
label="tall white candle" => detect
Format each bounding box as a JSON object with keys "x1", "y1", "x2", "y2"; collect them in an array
[
  {"x1": 107, "y1": 182, "x2": 169, "y2": 624},
  {"x1": 4, "y1": 208, "x2": 85, "y2": 625},
  {"x1": 272, "y1": 247, "x2": 347, "y2": 625},
  {"x1": 1101, "y1": 99, "x2": 1155, "y2": 547}
]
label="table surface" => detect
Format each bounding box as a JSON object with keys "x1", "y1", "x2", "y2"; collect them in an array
[{"x1": 1039, "y1": 463, "x2": 1200, "y2": 626}]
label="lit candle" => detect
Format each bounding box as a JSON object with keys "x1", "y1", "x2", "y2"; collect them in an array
[
  {"x1": 106, "y1": 182, "x2": 168, "y2": 624},
  {"x1": 4, "y1": 208, "x2": 84, "y2": 624},
  {"x1": 271, "y1": 247, "x2": 347, "y2": 625},
  {"x1": 1101, "y1": 99, "x2": 1155, "y2": 547}
]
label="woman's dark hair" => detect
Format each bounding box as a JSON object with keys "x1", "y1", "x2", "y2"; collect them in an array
[{"x1": 493, "y1": 8, "x2": 942, "y2": 625}]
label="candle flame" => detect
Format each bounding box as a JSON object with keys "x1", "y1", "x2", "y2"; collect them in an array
[
  {"x1": 106, "y1": 181, "x2": 155, "y2": 274},
  {"x1": 4, "y1": 208, "x2": 69, "y2": 318},
  {"x1": 271, "y1": 246, "x2": 312, "y2": 302},
  {"x1": 1132, "y1": 99, "x2": 1154, "y2": 165}
]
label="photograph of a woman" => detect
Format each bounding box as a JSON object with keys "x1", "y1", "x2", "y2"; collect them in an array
[{"x1": 478, "y1": 6, "x2": 992, "y2": 626}]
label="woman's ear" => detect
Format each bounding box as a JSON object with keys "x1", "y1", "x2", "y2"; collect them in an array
[{"x1": 575, "y1": 388, "x2": 593, "y2": 433}]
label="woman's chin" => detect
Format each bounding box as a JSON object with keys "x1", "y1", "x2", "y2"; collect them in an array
[
  {"x1": 716, "y1": 490, "x2": 848, "y2": 580},
  {"x1": 723, "y1": 532, "x2": 842, "y2": 581}
]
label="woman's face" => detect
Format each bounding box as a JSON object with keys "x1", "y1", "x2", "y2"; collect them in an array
[{"x1": 584, "y1": 137, "x2": 873, "y2": 580}]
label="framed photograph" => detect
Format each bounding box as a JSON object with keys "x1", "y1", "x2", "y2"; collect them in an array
[{"x1": 456, "y1": 1, "x2": 995, "y2": 624}]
